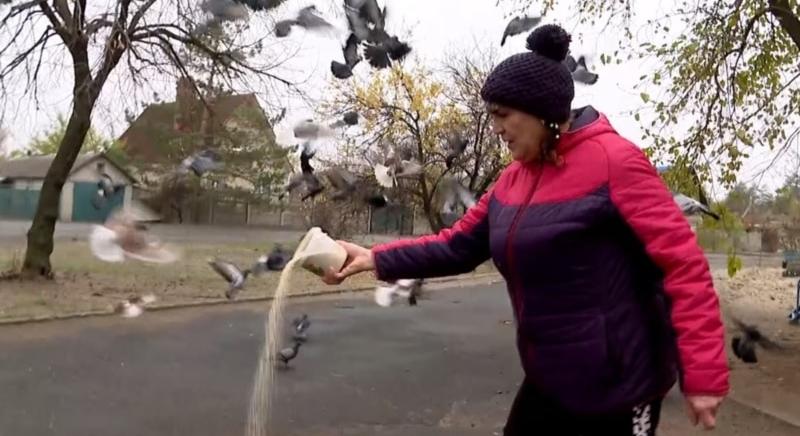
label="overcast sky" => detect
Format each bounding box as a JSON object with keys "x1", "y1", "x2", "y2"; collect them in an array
[{"x1": 1, "y1": 0, "x2": 796, "y2": 197}]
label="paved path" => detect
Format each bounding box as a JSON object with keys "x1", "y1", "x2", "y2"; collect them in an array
[{"x1": 0, "y1": 283, "x2": 797, "y2": 436}]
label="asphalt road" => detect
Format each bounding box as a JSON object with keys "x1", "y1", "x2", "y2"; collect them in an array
[{"x1": 0, "y1": 283, "x2": 796, "y2": 436}]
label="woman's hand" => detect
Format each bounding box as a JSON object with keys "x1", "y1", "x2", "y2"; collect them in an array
[
  {"x1": 322, "y1": 241, "x2": 375, "y2": 285},
  {"x1": 684, "y1": 395, "x2": 724, "y2": 430}
]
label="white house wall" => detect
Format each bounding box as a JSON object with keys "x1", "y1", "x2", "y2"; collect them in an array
[
  {"x1": 70, "y1": 159, "x2": 130, "y2": 184},
  {"x1": 59, "y1": 181, "x2": 74, "y2": 222}
]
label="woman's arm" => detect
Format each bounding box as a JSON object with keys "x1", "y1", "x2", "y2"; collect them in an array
[
  {"x1": 606, "y1": 141, "x2": 729, "y2": 398},
  {"x1": 371, "y1": 188, "x2": 493, "y2": 281}
]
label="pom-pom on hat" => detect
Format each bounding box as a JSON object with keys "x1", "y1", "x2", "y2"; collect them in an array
[{"x1": 481, "y1": 24, "x2": 575, "y2": 123}]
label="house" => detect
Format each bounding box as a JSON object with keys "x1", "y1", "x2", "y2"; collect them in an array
[
  {"x1": 119, "y1": 77, "x2": 277, "y2": 170},
  {"x1": 0, "y1": 153, "x2": 137, "y2": 222},
  {"x1": 118, "y1": 78, "x2": 294, "y2": 225}
]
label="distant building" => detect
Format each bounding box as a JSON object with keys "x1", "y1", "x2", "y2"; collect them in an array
[{"x1": 0, "y1": 153, "x2": 137, "y2": 222}]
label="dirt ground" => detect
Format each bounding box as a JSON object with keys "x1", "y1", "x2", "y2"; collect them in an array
[{"x1": 713, "y1": 268, "x2": 800, "y2": 425}]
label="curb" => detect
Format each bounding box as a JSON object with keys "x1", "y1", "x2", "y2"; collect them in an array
[{"x1": 0, "y1": 273, "x2": 503, "y2": 326}]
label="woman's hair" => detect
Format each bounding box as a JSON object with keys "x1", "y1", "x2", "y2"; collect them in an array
[{"x1": 539, "y1": 119, "x2": 567, "y2": 166}]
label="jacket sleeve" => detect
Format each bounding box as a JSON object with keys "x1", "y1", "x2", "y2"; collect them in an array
[
  {"x1": 607, "y1": 142, "x2": 729, "y2": 397},
  {"x1": 372, "y1": 188, "x2": 493, "y2": 281}
]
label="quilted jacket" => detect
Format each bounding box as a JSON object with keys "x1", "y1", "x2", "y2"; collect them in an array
[{"x1": 372, "y1": 107, "x2": 729, "y2": 414}]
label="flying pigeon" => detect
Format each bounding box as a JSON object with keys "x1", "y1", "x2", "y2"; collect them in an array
[
  {"x1": 293, "y1": 119, "x2": 335, "y2": 141},
  {"x1": 331, "y1": 34, "x2": 362, "y2": 79},
  {"x1": 730, "y1": 318, "x2": 784, "y2": 363},
  {"x1": 178, "y1": 149, "x2": 223, "y2": 177},
  {"x1": 275, "y1": 341, "x2": 302, "y2": 368},
  {"x1": 441, "y1": 177, "x2": 476, "y2": 214},
  {"x1": 275, "y1": 5, "x2": 335, "y2": 38},
  {"x1": 501, "y1": 15, "x2": 542, "y2": 46},
  {"x1": 264, "y1": 245, "x2": 291, "y2": 271},
  {"x1": 324, "y1": 167, "x2": 359, "y2": 201},
  {"x1": 89, "y1": 210, "x2": 180, "y2": 264},
  {"x1": 364, "y1": 193, "x2": 389, "y2": 208},
  {"x1": 344, "y1": 0, "x2": 385, "y2": 41},
  {"x1": 363, "y1": 32, "x2": 411, "y2": 69},
  {"x1": 91, "y1": 171, "x2": 123, "y2": 210},
  {"x1": 563, "y1": 54, "x2": 599, "y2": 85},
  {"x1": 113, "y1": 293, "x2": 157, "y2": 318},
  {"x1": 282, "y1": 142, "x2": 325, "y2": 201},
  {"x1": 208, "y1": 258, "x2": 251, "y2": 300},
  {"x1": 200, "y1": 0, "x2": 249, "y2": 21},
  {"x1": 673, "y1": 192, "x2": 720, "y2": 220},
  {"x1": 343, "y1": 0, "x2": 411, "y2": 70},
  {"x1": 329, "y1": 111, "x2": 360, "y2": 129},
  {"x1": 444, "y1": 133, "x2": 469, "y2": 169},
  {"x1": 232, "y1": 0, "x2": 287, "y2": 12},
  {"x1": 373, "y1": 151, "x2": 423, "y2": 188},
  {"x1": 374, "y1": 279, "x2": 424, "y2": 307}
]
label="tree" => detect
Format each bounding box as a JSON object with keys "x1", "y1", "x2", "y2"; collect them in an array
[
  {"x1": 0, "y1": 1, "x2": 293, "y2": 277},
  {"x1": 326, "y1": 61, "x2": 508, "y2": 232},
  {"x1": 0, "y1": 126, "x2": 8, "y2": 158},
  {"x1": 11, "y1": 113, "x2": 126, "y2": 161},
  {"x1": 499, "y1": 0, "x2": 800, "y2": 188}
]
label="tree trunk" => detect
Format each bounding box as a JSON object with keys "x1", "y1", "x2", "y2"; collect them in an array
[
  {"x1": 419, "y1": 181, "x2": 442, "y2": 234},
  {"x1": 21, "y1": 45, "x2": 95, "y2": 278},
  {"x1": 770, "y1": 0, "x2": 800, "y2": 50},
  {"x1": 21, "y1": 105, "x2": 93, "y2": 278}
]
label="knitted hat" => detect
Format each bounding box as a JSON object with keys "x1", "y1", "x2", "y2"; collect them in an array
[{"x1": 481, "y1": 24, "x2": 575, "y2": 123}]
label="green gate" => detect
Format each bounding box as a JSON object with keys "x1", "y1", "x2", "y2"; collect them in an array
[
  {"x1": 370, "y1": 205, "x2": 413, "y2": 235},
  {"x1": 72, "y1": 182, "x2": 124, "y2": 222},
  {"x1": 0, "y1": 186, "x2": 41, "y2": 219}
]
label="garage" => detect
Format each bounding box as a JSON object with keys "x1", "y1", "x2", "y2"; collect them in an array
[{"x1": 0, "y1": 153, "x2": 137, "y2": 223}]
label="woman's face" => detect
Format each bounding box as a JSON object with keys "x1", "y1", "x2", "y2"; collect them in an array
[{"x1": 488, "y1": 103, "x2": 548, "y2": 162}]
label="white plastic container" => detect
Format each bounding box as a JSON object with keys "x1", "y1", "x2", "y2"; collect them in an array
[{"x1": 293, "y1": 227, "x2": 347, "y2": 277}]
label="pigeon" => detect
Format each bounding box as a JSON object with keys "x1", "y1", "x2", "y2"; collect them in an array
[
  {"x1": 324, "y1": 167, "x2": 359, "y2": 201},
  {"x1": 293, "y1": 119, "x2": 335, "y2": 141},
  {"x1": 730, "y1": 318, "x2": 784, "y2": 363},
  {"x1": 89, "y1": 210, "x2": 180, "y2": 264},
  {"x1": 91, "y1": 172, "x2": 122, "y2": 210},
  {"x1": 374, "y1": 279, "x2": 424, "y2": 307},
  {"x1": 344, "y1": 0, "x2": 384, "y2": 42},
  {"x1": 275, "y1": 5, "x2": 335, "y2": 38},
  {"x1": 501, "y1": 15, "x2": 543, "y2": 46},
  {"x1": 292, "y1": 313, "x2": 311, "y2": 333},
  {"x1": 275, "y1": 341, "x2": 302, "y2": 367},
  {"x1": 364, "y1": 193, "x2": 389, "y2": 208},
  {"x1": 282, "y1": 142, "x2": 325, "y2": 201},
  {"x1": 232, "y1": 0, "x2": 287, "y2": 12},
  {"x1": 444, "y1": 133, "x2": 469, "y2": 169},
  {"x1": 208, "y1": 258, "x2": 251, "y2": 300},
  {"x1": 363, "y1": 33, "x2": 411, "y2": 69},
  {"x1": 178, "y1": 149, "x2": 223, "y2": 177},
  {"x1": 343, "y1": 0, "x2": 411, "y2": 69},
  {"x1": 331, "y1": 34, "x2": 362, "y2": 79},
  {"x1": 563, "y1": 54, "x2": 599, "y2": 85},
  {"x1": 373, "y1": 153, "x2": 423, "y2": 188},
  {"x1": 373, "y1": 163, "x2": 394, "y2": 189},
  {"x1": 200, "y1": 0, "x2": 249, "y2": 21},
  {"x1": 441, "y1": 177, "x2": 476, "y2": 214},
  {"x1": 329, "y1": 111, "x2": 360, "y2": 128},
  {"x1": 264, "y1": 245, "x2": 291, "y2": 271},
  {"x1": 673, "y1": 192, "x2": 720, "y2": 220},
  {"x1": 113, "y1": 293, "x2": 157, "y2": 318}
]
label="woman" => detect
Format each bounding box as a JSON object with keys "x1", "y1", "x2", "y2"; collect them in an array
[{"x1": 323, "y1": 24, "x2": 728, "y2": 436}]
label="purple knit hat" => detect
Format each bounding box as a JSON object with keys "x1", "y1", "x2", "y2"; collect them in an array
[{"x1": 481, "y1": 24, "x2": 575, "y2": 123}]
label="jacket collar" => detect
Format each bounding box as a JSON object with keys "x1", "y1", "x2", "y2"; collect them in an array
[{"x1": 555, "y1": 106, "x2": 616, "y2": 154}]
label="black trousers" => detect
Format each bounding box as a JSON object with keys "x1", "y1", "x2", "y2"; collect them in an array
[{"x1": 504, "y1": 380, "x2": 663, "y2": 436}]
